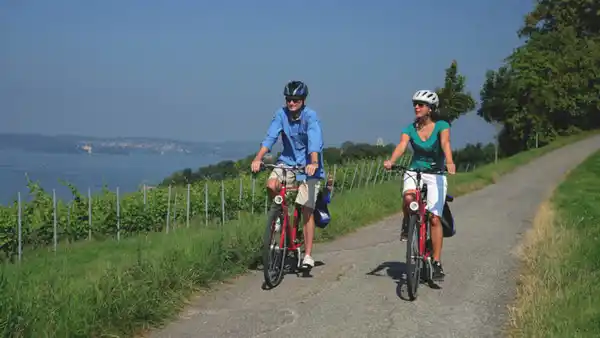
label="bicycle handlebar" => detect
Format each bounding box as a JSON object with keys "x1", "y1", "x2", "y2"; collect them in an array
[
  {"x1": 388, "y1": 164, "x2": 447, "y2": 175},
  {"x1": 258, "y1": 162, "x2": 306, "y2": 173}
]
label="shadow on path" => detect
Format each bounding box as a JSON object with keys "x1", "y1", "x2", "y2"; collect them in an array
[
  {"x1": 260, "y1": 257, "x2": 326, "y2": 290},
  {"x1": 366, "y1": 261, "x2": 441, "y2": 301}
]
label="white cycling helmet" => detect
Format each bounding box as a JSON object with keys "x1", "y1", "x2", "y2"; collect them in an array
[{"x1": 412, "y1": 90, "x2": 439, "y2": 108}]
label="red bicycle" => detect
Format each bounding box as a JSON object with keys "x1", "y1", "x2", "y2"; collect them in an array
[
  {"x1": 389, "y1": 164, "x2": 453, "y2": 301},
  {"x1": 259, "y1": 163, "x2": 307, "y2": 288}
]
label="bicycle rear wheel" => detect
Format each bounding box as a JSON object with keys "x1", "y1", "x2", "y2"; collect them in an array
[
  {"x1": 405, "y1": 213, "x2": 421, "y2": 301},
  {"x1": 262, "y1": 206, "x2": 287, "y2": 288}
]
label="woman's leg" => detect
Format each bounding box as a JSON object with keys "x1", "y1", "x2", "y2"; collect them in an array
[
  {"x1": 401, "y1": 171, "x2": 418, "y2": 240},
  {"x1": 424, "y1": 173, "x2": 448, "y2": 280}
]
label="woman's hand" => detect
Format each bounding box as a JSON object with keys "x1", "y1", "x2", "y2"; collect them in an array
[
  {"x1": 383, "y1": 159, "x2": 393, "y2": 170},
  {"x1": 446, "y1": 163, "x2": 456, "y2": 175}
]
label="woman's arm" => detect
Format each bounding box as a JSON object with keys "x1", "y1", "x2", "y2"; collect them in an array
[
  {"x1": 439, "y1": 128, "x2": 455, "y2": 173},
  {"x1": 389, "y1": 133, "x2": 411, "y2": 163}
]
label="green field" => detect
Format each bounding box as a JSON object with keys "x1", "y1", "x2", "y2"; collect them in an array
[
  {"x1": 510, "y1": 147, "x2": 600, "y2": 338},
  {"x1": 0, "y1": 131, "x2": 597, "y2": 338}
]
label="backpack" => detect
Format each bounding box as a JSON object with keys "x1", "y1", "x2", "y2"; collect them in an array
[{"x1": 440, "y1": 199, "x2": 456, "y2": 238}]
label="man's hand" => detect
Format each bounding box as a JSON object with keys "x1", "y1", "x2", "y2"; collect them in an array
[
  {"x1": 383, "y1": 159, "x2": 393, "y2": 170},
  {"x1": 446, "y1": 163, "x2": 456, "y2": 175},
  {"x1": 305, "y1": 163, "x2": 318, "y2": 176},
  {"x1": 251, "y1": 160, "x2": 263, "y2": 173}
]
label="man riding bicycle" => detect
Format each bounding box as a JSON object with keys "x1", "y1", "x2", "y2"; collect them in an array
[
  {"x1": 251, "y1": 80, "x2": 325, "y2": 269},
  {"x1": 383, "y1": 89, "x2": 456, "y2": 281}
]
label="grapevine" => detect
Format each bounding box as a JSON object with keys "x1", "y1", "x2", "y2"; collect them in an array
[{"x1": 0, "y1": 155, "x2": 411, "y2": 261}]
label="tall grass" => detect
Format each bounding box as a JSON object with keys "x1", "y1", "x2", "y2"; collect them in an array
[
  {"x1": 0, "y1": 183, "x2": 403, "y2": 337},
  {"x1": 510, "y1": 148, "x2": 600, "y2": 338}
]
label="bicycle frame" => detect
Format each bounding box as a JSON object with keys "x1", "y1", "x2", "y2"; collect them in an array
[
  {"x1": 274, "y1": 179, "x2": 303, "y2": 252},
  {"x1": 258, "y1": 163, "x2": 309, "y2": 288},
  {"x1": 392, "y1": 165, "x2": 447, "y2": 264},
  {"x1": 411, "y1": 172, "x2": 431, "y2": 261},
  {"x1": 262, "y1": 163, "x2": 305, "y2": 252}
]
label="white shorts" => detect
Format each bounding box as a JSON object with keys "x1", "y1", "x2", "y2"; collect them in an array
[{"x1": 402, "y1": 170, "x2": 447, "y2": 217}]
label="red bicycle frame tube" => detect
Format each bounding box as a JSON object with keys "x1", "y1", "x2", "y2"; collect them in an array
[
  {"x1": 416, "y1": 187, "x2": 430, "y2": 260},
  {"x1": 276, "y1": 183, "x2": 302, "y2": 251},
  {"x1": 393, "y1": 163, "x2": 443, "y2": 262}
]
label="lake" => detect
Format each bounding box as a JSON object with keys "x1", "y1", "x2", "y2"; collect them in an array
[{"x1": 0, "y1": 150, "x2": 234, "y2": 205}]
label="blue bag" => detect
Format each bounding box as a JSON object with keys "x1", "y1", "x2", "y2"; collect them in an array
[{"x1": 313, "y1": 188, "x2": 331, "y2": 229}]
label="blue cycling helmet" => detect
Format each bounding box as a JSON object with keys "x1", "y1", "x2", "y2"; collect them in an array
[{"x1": 283, "y1": 80, "x2": 308, "y2": 98}]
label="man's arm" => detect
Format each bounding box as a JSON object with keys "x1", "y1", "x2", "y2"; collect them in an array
[
  {"x1": 253, "y1": 146, "x2": 270, "y2": 162},
  {"x1": 307, "y1": 112, "x2": 324, "y2": 165},
  {"x1": 253, "y1": 112, "x2": 282, "y2": 162}
]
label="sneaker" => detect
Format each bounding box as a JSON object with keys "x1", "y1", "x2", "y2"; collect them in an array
[
  {"x1": 302, "y1": 255, "x2": 315, "y2": 269},
  {"x1": 400, "y1": 219, "x2": 408, "y2": 241},
  {"x1": 400, "y1": 228, "x2": 408, "y2": 241},
  {"x1": 432, "y1": 260, "x2": 445, "y2": 281}
]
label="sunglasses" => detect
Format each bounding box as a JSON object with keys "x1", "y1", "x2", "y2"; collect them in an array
[
  {"x1": 413, "y1": 101, "x2": 428, "y2": 108},
  {"x1": 285, "y1": 97, "x2": 303, "y2": 103}
]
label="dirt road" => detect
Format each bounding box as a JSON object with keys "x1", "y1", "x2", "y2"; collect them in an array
[{"x1": 148, "y1": 135, "x2": 600, "y2": 338}]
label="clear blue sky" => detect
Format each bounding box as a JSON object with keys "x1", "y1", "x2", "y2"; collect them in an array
[{"x1": 1, "y1": 0, "x2": 531, "y2": 148}]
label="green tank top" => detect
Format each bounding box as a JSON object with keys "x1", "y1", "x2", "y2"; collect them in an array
[{"x1": 402, "y1": 120, "x2": 450, "y2": 172}]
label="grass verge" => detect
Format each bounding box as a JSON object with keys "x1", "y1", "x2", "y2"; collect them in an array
[
  {"x1": 0, "y1": 131, "x2": 598, "y2": 338},
  {"x1": 509, "y1": 148, "x2": 600, "y2": 338}
]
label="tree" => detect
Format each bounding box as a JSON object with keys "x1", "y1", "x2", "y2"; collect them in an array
[
  {"x1": 519, "y1": 0, "x2": 600, "y2": 39},
  {"x1": 435, "y1": 60, "x2": 477, "y2": 123},
  {"x1": 478, "y1": 67, "x2": 519, "y2": 124},
  {"x1": 452, "y1": 142, "x2": 498, "y2": 169},
  {"x1": 477, "y1": 0, "x2": 600, "y2": 155},
  {"x1": 182, "y1": 168, "x2": 193, "y2": 182}
]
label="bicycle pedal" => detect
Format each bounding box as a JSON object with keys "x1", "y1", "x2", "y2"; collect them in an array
[{"x1": 300, "y1": 265, "x2": 313, "y2": 272}]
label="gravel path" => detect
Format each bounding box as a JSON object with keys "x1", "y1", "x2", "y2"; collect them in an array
[{"x1": 147, "y1": 135, "x2": 600, "y2": 338}]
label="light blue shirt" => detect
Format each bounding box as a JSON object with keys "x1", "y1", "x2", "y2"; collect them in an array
[{"x1": 261, "y1": 106, "x2": 325, "y2": 181}]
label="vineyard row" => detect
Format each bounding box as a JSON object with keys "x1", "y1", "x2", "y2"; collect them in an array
[{"x1": 0, "y1": 155, "x2": 412, "y2": 261}]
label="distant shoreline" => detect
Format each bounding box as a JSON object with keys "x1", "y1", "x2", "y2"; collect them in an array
[
  {"x1": 0, "y1": 132, "x2": 257, "y2": 157},
  {"x1": 0, "y1": 149, "x2": 237, "y2": 205}
]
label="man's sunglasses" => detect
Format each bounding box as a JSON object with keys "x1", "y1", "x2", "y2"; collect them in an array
[
  {"x1": 285, "y1": 97, "x2": 303, "y2": 103},
  {"x1": 413, "y1": 101, "x2": 429, "y2": 108}
]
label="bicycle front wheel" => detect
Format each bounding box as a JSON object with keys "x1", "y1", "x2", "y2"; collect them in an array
[
  {"x1": 405, "y1": 213, "x2": 421, "y2": 301},
  {"x1": 262, "y1": 206, "x2": 287, "y2": 288}
]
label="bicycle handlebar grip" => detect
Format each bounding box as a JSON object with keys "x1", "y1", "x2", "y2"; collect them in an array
[{"x1": 390, "y1": 164, "x2": 406, "y2": 171}]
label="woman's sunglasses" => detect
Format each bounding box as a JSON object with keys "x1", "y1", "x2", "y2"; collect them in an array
[{"x1": 413, "y1": 101, "x2": 429, "y2": 108}]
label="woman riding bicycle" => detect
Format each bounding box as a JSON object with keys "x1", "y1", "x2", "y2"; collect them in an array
[{"x1": 383, "y1": 89, "x2": 456, "y2": 281}]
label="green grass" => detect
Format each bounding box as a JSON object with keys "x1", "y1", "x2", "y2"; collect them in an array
[
  {"x1": 510, "y1": 148, "x2": 600, "y2": 338},
  {"x1": 0, "y1": 131, "x2": 598, "y2": 338}
]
